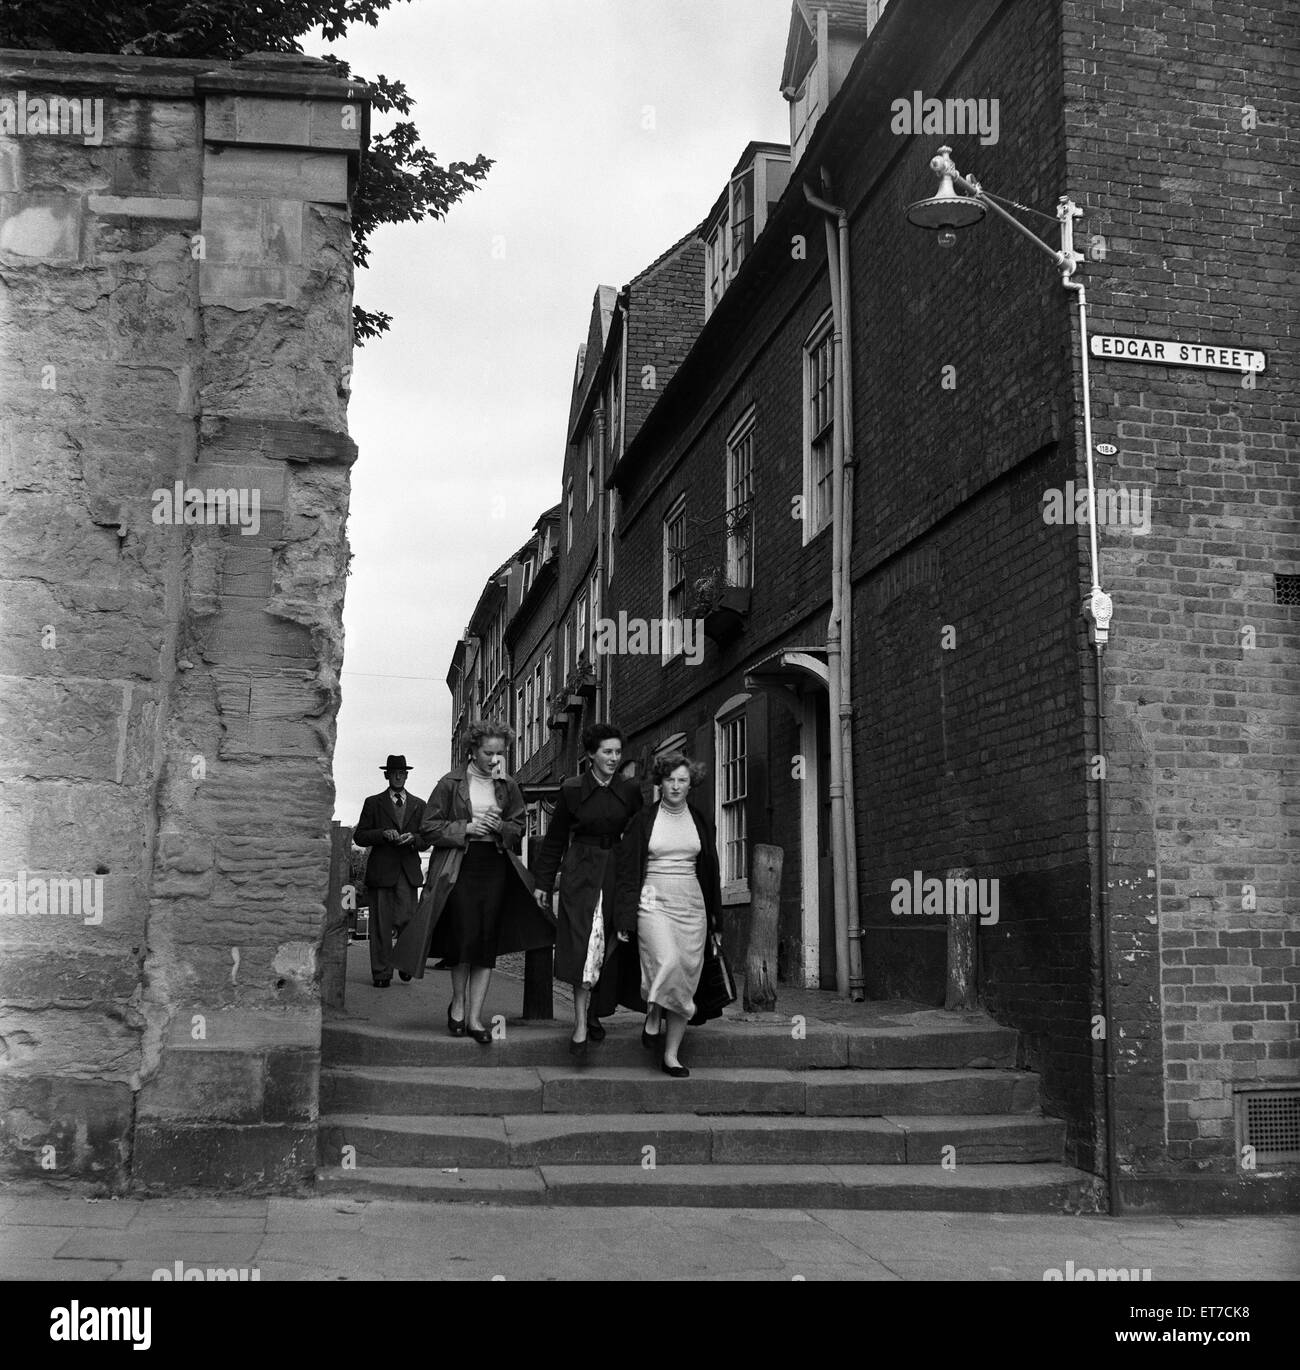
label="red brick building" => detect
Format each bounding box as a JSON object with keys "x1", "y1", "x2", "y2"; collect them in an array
[{"x1": 602, "y1": 0, "x2": 1297, "y2": 1212}]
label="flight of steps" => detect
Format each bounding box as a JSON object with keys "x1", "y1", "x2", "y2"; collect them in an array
[{"x1": 314, "y1": 1010, "x2": 1092, "y2": 1209}]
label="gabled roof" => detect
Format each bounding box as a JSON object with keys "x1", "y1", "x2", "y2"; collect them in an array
[{"x1": 781, "y1": 0, "x2": 881, "y2": 91}]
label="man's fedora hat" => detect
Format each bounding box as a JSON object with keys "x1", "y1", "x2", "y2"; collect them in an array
[{"x1": 381, "y1": 755, "x2": 413, "y2": 771}]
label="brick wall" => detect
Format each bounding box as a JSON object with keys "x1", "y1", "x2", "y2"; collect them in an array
[{"x1": 1061, "y1": 0, "x2": 1299, "y2": 1203}]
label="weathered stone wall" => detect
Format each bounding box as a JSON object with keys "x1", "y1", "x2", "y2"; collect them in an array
[{"x1": 0, "y1": 50, "x2": 366, "y2": 1188}]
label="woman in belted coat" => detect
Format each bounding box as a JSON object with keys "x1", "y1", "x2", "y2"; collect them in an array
[
  {"x1": 532, "y1": 724, "x2": 643, "y2": 1058},
  {"x1": 613, "y1": 751, "x2": 723, "y2": 1077},
  {"x1": 393, "y1": 720, "x2": 555, "y2": 1044}
]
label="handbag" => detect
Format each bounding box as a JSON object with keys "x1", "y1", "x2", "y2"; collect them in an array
[{"x1": 689, "y1": 931, "x2": 736, "y2": 1025}]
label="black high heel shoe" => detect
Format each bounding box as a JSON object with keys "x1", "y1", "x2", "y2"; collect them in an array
[
  {"x1": 568, "y1": 1035, "x2": 589, "y2": 1063},
  {"x1": 447, "y1": 1004, "x2": 466, "y2": 1038},
  {"x1": 467, "y1": 1024, "x2": 493, "y2": 1045},
  {"x1": 641, "y1": 1019, "x2": 663, "y2": 1051},
  {"x1": 661, "y1": 1060, "x2": 689, "y2": 1079},
  {"x1": 586, "y1": 1017, "x2": 606, "y2": 1043}
]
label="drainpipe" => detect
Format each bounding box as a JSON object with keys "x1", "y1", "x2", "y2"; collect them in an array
[
  {"x1": 1062, "y1": 253, "x2": 1121, "y2": 1218},
  {"x1": 803, "y1": 178, "x2": 864, "y2": 998}
]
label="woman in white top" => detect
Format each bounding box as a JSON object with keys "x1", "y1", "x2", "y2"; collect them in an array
[{"x1": 613, "y1": 752, "x2": 723, "y2": 1077}]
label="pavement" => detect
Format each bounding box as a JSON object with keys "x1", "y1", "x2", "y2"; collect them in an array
[
  {"x1": 1, "y1": 1188, "x2": 1296, "y2": 1281},
  {"x1": 2, "y1": 948, "x2": 1296, "y2": 1283}
]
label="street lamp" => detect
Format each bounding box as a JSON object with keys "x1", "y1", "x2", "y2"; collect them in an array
[
  {"x1": 906, "y1": 146, "x2": 1121, "y2": 1216},
  {"x1": 906, "y1": 146, "x2": 1111, "y2": 640}
]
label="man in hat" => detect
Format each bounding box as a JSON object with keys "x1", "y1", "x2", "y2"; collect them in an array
[{"x1": 354, "y1": 756, "x2": 430, "y2": 987}]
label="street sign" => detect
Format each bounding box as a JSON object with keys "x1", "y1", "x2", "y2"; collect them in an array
[{"x1": 1090, "y1": 334, "x2": 1266, "y2": 373}]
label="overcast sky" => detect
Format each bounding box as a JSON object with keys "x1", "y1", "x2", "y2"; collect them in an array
[{"x1": 322, "y1": 0, "x2": 793, "y2": 822}]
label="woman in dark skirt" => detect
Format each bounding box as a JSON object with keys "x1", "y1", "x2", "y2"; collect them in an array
[
  {"x1": 532, "y1": 724, "x2": 643, "y2": 1059},
  {"x1": 393, "y1": 720, "x2": 555, "y2": 1043}
]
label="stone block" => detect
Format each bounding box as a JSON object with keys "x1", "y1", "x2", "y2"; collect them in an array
[
  {"x1": 0, "y1": 1003, "x2": 141, "y2": 1075},
  {"x1": 137, "y1": 1046, "x2": 264, "y2": 1123},
  {"x1": 200, "y1": 195, "x2": 302, "y2": 266},
  {"x1": 0, "y1": 679, "x2": 141, "y2": 782},
  {"x1": 106, "y1": 99, "x2": 198, "y2": 151},
  {"x1": 263, "y1": 1048, "x2": 319, "y2": 1122},
  {"x1": 88, "y1": 194, "x2": 199, "y2": 221},
  {"x1": 111, "y1": 146, "x2": 200, "y2": 199},
  {"x1": 198, "y1": 261, "x2": 292, "y2": 305},
  {"x1": 318, "y1": 1116, "x2": 509, "y2": 1169},
  {"x1": 0, "y1": 192, "x2": 83, "y2": 261},
  {"x1": 0, "y1": 1074, "x2": 133, "y2": 1179},
  {"x1": 0, "y1": 579, "x2": 164, "y2": 680},
  {"x1": 203, "y1": 145, "x2": 349, "y2": 204},
  {"x1": 0, "y1": 781, "x2": 147, "y2": 873},
  {"x1": 0, "y1": 945, "x2": 143, "y2": 1006},
  {"x1": 132, "y1": 1120, "x2": 316, "y2": 1188},
  {"x1": 211, "y1": 668, "x2": 325, "y2": 756}
]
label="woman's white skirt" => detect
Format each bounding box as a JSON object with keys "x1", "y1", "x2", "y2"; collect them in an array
[{"x1": 637, "y1": 872, "x2": 707, "y2": 1019}]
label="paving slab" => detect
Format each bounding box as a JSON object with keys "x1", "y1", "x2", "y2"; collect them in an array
[
  {"x1": 47, "y1": 1229, "x2": 266, "y2": 1263},
  {"x1": 2, "y1": 1196, "x2": 138, "y2": 1228}
]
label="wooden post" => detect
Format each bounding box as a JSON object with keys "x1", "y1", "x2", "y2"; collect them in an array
[
  {"x1": 945, "y1": 865, "x2": 977, "y2": 1010},
  {"x1": 744, "y1": 843, "x2": 782, "y2": 1011},
  {"x1": 321, "y1": 822, "x2": 352, "y2": 1010}
]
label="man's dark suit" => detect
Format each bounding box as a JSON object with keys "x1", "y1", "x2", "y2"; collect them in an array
[{"x1": 355, "y1": 789, "x2": 430, "y2": 981}]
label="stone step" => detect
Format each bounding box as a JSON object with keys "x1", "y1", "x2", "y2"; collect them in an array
[
  {"x1": 317, "y1": 1112, "x2": 1066, "y2": 1169},
  {"x1": 320, "y1": 1065, "x2": 1041, "y2": 1118},
  {"x1": 312, "y1": 1161, "x2": 1090, "y2": 1211},
  {"x1": 322, "y1": 1018, "x2": 1018, "y2": 1071}
]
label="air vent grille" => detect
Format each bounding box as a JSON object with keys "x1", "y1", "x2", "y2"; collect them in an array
[{"x1": 1237, "y1": 1088, "x2": 1300, "y2": 1164}]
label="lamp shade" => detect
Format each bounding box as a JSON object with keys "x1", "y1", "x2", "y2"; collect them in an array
[{"x1": 905, "y1": 171, "x2": 986, "y2": 232}]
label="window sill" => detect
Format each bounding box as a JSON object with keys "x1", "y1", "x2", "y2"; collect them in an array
[{"x1": 721, "y1": 882, "x2": 750, "y2": 907}]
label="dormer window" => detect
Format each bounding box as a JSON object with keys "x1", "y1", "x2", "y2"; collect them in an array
[
  {"x1": 703, "y1": 145, "x2": 791, "y2": 319},
  {"x1": 782, "y1": 2, "x2": 882, "y2": 167}
]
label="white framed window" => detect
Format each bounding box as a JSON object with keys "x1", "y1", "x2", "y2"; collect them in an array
[
  {"x1": 521, "y1": 557, "x2": 533, "y2": 598},
  {"x1": 561, "y1": 616, "x2": 570, "y2": 685},
  {"x1": 543, "y1": 648, "x2": 553, "y2": 715},
  {"x1": 715, "y1": 696, "x2": 750, "y2": 901},
  {"x1": 608, "y1": 491, "x2": 618, "y2": 582},
  {"x1": 803, "y1": 311, "x2": 835, "y2": 543},
  {"x1": 705, "y1": 219, "x2": 730, "y2": 315},
  {"x1": 524, "y1": 674, "x2": 535, "y2": 763},
  {"x1": 576, "y1": 591, "x2": 588, "y2": 669},
  {"x1": 662, "y1": 496, "x2": 687, "y2": 661},
  {"x1": 606, "y1": 372, "x2": 621, "y2": 466},
  {"x1": 585, "y1": 428, "x2": 596, "y2": 510},
  {"x1": 726, "y1": 408, "x2": 755, "y2": 589},
  {"x1": 566, "y1": 478, "x2": 574, "y2": 550},
  {"x1": 516, "y1": 686, "x2": 527, "y2": 764},
  {"x1": 729, "y1": 170, "x2": 754, "y2": 277},
  {"x1": 532, "y1": 662, "x2": 544, "y2": 753},
  {"x1": 588, "y1": 570, "x2": 600, "y2": 658}
]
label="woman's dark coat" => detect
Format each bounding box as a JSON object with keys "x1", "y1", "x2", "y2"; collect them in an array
[
  {"x1": 392, "y1": 768, "x2": 555, "y2": 979},
  {"x1": 613, "y1": 799, "x2": 725, "y2": 1022},
  {"x1": 532, "y1": 771, "x2": 643, "y2": 1007}
]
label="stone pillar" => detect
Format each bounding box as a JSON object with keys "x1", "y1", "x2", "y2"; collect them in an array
[{"x1": 0, "y1": 50, "x2": 367, "y2": 1188}]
